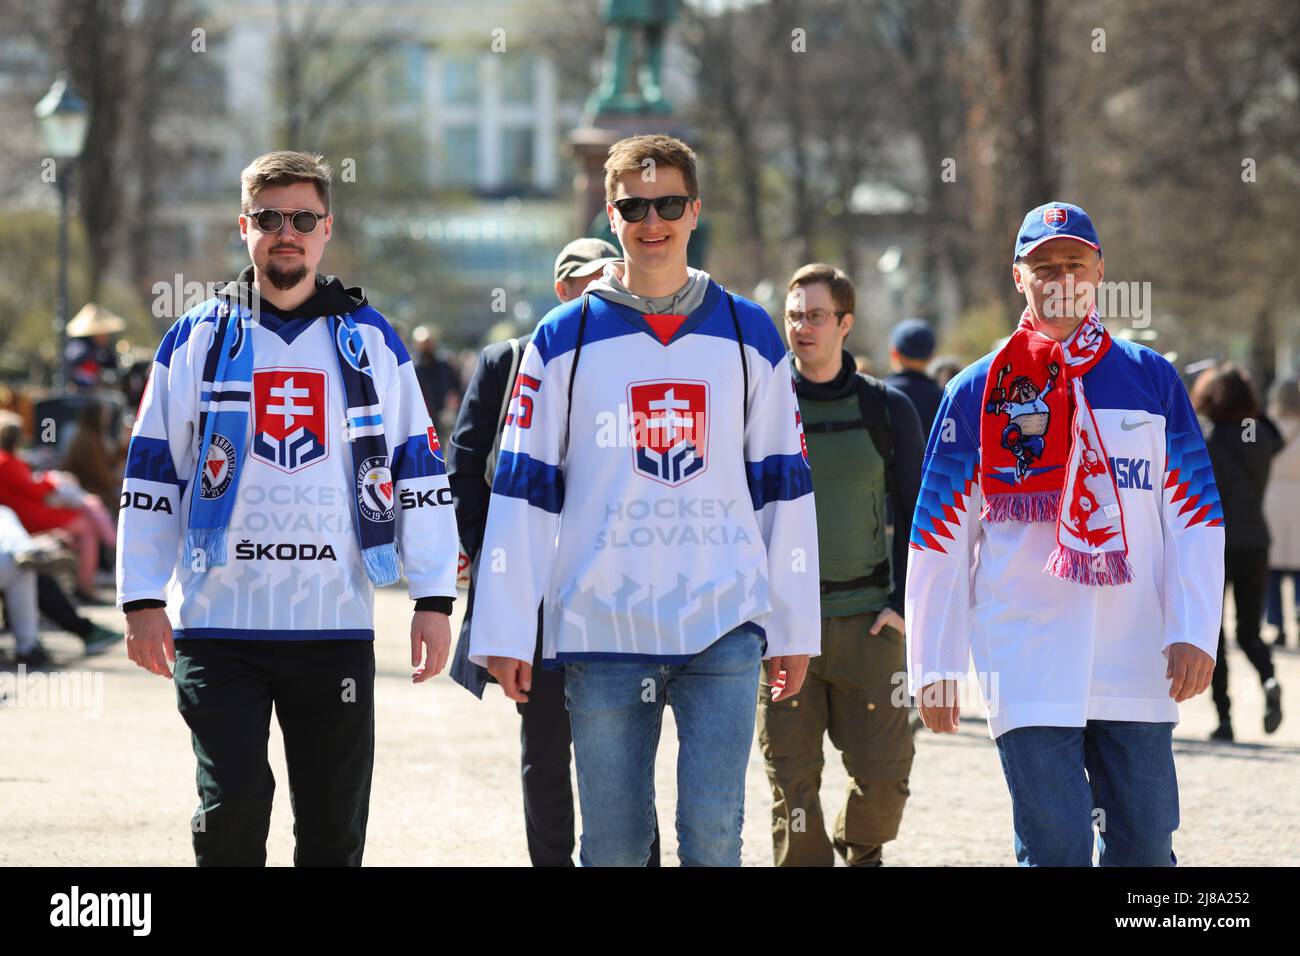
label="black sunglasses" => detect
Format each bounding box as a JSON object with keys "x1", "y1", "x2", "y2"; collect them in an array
[
  {"x1": 249, "y1": 207, "x2": 326, "y2": 235},
  {"x1": 611, "y1": 195, "x2": 695, "y2": 222}
]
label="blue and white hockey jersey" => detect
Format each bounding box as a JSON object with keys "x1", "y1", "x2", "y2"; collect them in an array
[
  {"x1": 116, "y1": 277, "x2": 459, "y2": 640},
  {"x1": 467, "y1": 279, "x2": 821, "y2": 666},
  {"x1": 905, "y1": 336, "x2": 1225, "y2": 737}
]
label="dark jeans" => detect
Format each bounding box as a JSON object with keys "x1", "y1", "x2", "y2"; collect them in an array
[
  {"x1": 1213, "y1": 548, "x2": 1276, "y2": 722},
  {"x1": 173, "y1": 638, "x2": 375, "y2": 866},
  {"x1": 520, "y1": 637, "x2": 661, "y2": 867}
]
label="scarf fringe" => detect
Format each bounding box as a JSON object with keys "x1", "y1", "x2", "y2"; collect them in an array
[
  {"x1": 185, "y1": 527, "x2": 227, "y2": 570},
  {"x1": 1044, "y1": 545, "x2": 1133, "y2": 587},
  {"x1": 362, "y1": 544, "x2": 401, "y2": 587},
  {"x1": 982, "y1": 490, "x2": 1061, "y2": 523}
]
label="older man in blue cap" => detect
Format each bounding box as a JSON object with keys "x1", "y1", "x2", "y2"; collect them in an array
[{"x1": 907, "y1": 201, "x2": 1224, "y2": 866}]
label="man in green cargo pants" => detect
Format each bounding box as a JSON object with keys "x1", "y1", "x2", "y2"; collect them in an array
[{"x1": 758, "y1": 263, "x2": 926, "y2": 866}]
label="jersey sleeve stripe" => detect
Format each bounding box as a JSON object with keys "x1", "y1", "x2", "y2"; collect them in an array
[
  {"x1": 745, "y1": 452, "x2": 813, "y2": 510},
  {"x1": 492, "y1": 449, "x2": 565, "y2": 514}
]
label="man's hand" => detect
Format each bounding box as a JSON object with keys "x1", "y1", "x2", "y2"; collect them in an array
[
  {"x1": 410, "y1": 611, "x2": 451, "y2": 683},
  {"x1": 1165, "y1": 642, "x2": 1214, "y2": 702},
  {"x1": 869, "y1": 607, "x2": 904, "y2": 636},
  {"x1": 918, "y1": 679, "x2": 960, "y2": 733},
  {"x1": 767, "y1": 654, "x2": 810, "y2": 702},
  {"x1": 487, "y1": 656, "x2": 532, "y2": 703},
  {"x1": 125, "y1": 607, "x2": 175, "y2": 679}
]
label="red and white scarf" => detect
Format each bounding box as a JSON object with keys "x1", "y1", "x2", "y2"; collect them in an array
[{"x1": 979, "y1": 309, "x2": 1132, "y2": 586}]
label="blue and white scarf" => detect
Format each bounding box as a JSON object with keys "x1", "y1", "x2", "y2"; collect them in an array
[{"x1": 186, "y1": 296, "x2": 400, "y2": 585}]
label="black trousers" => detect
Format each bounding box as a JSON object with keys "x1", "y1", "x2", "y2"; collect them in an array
[
  {"x1": 1213, "y1": 547, "x2": 1276, "y2": 722},
  {"x1": 174, "y1": 639, "x2": 375, "y2": 866},
  {"x1": 518, "y1": 636, "x2": 576, "y2": 867},
  {"x1": 519, "y1": 637, "x2": 661, "y2": 867}
]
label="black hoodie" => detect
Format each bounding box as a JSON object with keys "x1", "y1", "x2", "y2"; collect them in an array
[{"x1": 218, "y1": 264, "x2": 367, "y2": 322}]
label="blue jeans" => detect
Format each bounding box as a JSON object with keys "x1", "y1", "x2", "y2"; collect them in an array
[
  {"x1": 993, "y1": 720, "x2": 1179, "y2": 867},
  {"x1": 563, "y1": 626, "x2": 764, "y2": 866}
]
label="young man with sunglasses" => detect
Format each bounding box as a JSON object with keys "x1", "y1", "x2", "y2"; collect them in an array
[
  {"x1": 468, "y1": 134, "x2": 820, "y2": 866},
  {"x1": 116, "y1": 150, "x2": 459, "y2": 865},
  {"x1": 447, "y1": 236, "x2": 661, "y2": 867}
]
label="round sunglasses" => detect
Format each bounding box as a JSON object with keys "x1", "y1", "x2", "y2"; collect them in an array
[
  {"x1": 611, "y1": 195, "x2": 695, "y2": 222},
  {"x1": 248, "y1": 207, "x2": 326, "y2": 235}
]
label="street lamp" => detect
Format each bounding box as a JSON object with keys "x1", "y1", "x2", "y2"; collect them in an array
[{"x1": 35, "y1": 73, "x2": 89, "y2": 389}]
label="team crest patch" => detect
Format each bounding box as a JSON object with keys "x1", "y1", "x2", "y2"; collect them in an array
[
  {"x1": 628, "y1": 379, "x2": 709, "y2": 486},
  {"x1": 1043, "y1": 207, "x2": 1068, "y2": 227},
  {"x1": 251, "y1": 368, "x2": 328, "y2": 473},
  {"x1": 200, "y1": 433, "x2": 236, "y2": 498},
  {"x1": 358, "y1": 456, "x2": 395, "y2": 522},
  {"x1": 427, "y1": 424, "x2": 440, "y2": 453}
]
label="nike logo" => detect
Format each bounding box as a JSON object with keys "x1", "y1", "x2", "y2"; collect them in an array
[{"x1": 1121, "y1": 417, "x2": 1150, "y2": 431}]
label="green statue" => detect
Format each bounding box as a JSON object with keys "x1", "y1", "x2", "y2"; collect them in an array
[{"x1": 586, "y1": 0, "x2": 681, "y2": 116}]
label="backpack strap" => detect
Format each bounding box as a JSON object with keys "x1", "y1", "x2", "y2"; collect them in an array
[
  {"x1": 485, "y1": 336, "x2": 523, "y2": 483},
  {"x1": 561, "y1": 294, "x2": 589, "y2": 467},
  {"x1": 726, "y1": 292, "x2": 749, "y2": 430},
  {"x1": 856, "y1": 373, "x2": 897, "y2": 503}
]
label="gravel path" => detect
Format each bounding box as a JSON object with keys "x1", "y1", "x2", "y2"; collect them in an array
[{"x1": 3, "y1": 585, "x2": 1297, "y2": 866}]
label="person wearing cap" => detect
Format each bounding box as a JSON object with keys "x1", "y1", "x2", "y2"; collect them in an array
[
  {"x1": 885, "y1": 318, "x2": 944, "y2": 441},
  {"x1": 446, "y1": 236, "x2": 666, "y2": 866},
  {"x1": 64, "y1": 303, "x2": 125, "y2": 389},
  {"x1": 906, "y1": 201, "x2": 1224, "y2": 866}
]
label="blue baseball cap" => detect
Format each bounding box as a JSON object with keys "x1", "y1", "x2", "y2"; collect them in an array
[
  {"x1": 890, "y1": 317, "x2": 936, "y2": 360},
  {"x1": 1013, "y1": 202, "x2": 1101, "y2": 262}
]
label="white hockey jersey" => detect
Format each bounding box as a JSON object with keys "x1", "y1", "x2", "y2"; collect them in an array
[
  {"x1": 905, "y1": 336, "x2": 1225, "y2": 737},
  {"x1": 467, "y1": 280, "x2": 821, "y2": 666},
  {"x1": 116, "y1": 282, "x2": 459, "y2": 640}
]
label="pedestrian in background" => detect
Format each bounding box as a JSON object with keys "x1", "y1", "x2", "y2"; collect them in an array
[
  {"x1": 1263, "y1": 377, "x2": 1300, "y2": 648},
  {"x1": 1193, "y1": 362, "x2": 1284, "y2": 739}
]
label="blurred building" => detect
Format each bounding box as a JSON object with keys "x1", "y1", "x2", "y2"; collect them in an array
[{"x1": 144, "y1": 0, "x2": 594, "y2": 342}]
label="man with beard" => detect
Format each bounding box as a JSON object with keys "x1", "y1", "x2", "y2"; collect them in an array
[{"x1": 117, "y1": 151, "x2": 459, "y2": 865}]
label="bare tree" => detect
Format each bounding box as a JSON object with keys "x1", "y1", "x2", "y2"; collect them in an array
[
  {"x1": 274, "y1": 0, "x2": 402, "y2": 148},
  {"x1": 61, "y1": 0, "x2": 127, "y2": 300},
  {"x1": 680, "y1": 0, "x2": 788, "y2": 283}
]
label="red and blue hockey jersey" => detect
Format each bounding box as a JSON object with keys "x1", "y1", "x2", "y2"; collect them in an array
[{"x1": 905, "y1": 336, "x2": 1225, "y2": 737}]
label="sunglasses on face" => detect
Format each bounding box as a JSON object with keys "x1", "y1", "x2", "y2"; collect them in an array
[
  {"x1": 248, "y1": 208, "x2": 326, "y2": 235},
  {"x1": 611, "y1": 195, "x2": 695, "y2": 222},
  {"x1": 784, "y1": 308, "x2": 845, "y2": 328}
]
